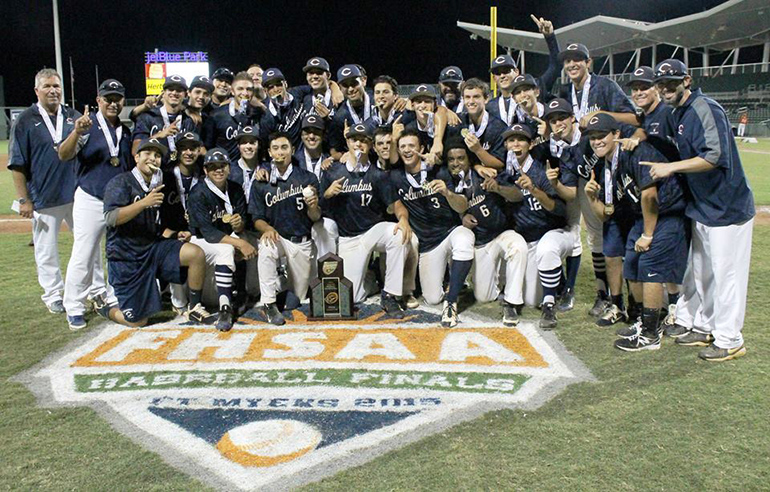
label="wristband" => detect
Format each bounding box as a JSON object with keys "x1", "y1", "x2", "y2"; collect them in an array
[{"x1": 641, "y1": 233, "x2": 653, "y2": 240}]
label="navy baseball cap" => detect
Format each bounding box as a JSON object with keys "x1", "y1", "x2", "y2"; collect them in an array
[
  {"x1": 502, "y1": 124, "x2": 533, "y2": 141},
  {"x1": 136, "y1": 138, "x2": 168, "y2": 157},
  {"x1": 211, "y1": 68, "x2": 234, "y2": 83},
  {"x1": 236, "y1": 126, "x2": 259, "y2": 142},
  {"x1": 654, "y1": 59, "x2": 688, "y2": 81},
  {"x1": 511, "y1": 74, "x2": 538, "y2": 92},
  {"x1": 439, "y1": 66, "x2": 464, "y2": 83},
  {"x1": 490, "y1": 54, "x2": 518, "y2": 73},
  {"x1": 303, "y1": 57, "x2": 331, "y2": 73},
  {"x1": 625, "y1": 66, "x2": 655, "y2": 87},
  {"x1": 262, "y1": 68, "x2": 285, "y2": 86},
  {"x1": 337, "y1": 64, "x2": 363, "y2": 83},
  {"x1": 98, "y1": 79, "x2": 125, "y2": 97},
  {"x1": 203, "y1": 148, "x2": 230, "y2": 167},
  {"x1": 542, "y1": 98, "x2": 574, "y2": 119},
  {"x1": 301, "y1": 114, "x2": 325, "y2": 132},
  {"x1": 409, "y1": 84, "x2": 438, "y2": 101},
  {"x1": 558, "y1": 43, "x2": 591, "y2": 63},
  {"x1": 583, "y1": 113, "x2": 620, "y2": 133},
  {"x1": 346, "y1": 123, "x2": 371, "y2": 140},
  {"x1": 190, "y1": 75, "x2": 214, "y2": 93},
  {"x1": 175, "y1": 131, "x2": 202, "y2": 148},
  {"x1": 163, "y1": 74, "x2": 188, "y2": 91}
]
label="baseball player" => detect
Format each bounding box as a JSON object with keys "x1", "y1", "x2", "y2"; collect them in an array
[
  {"x1": 249, "y1": 132, "x2": 322, "y2": 326},
  {"x1": 437, "y1": 66, "x2": 465, "y2": 114},
  {"x1": 391, "y1": 129, "x2": 474, "y2": 327},
  {"x1": 97, "y1": 138, "x2": 209, "y2": 327},
  {"x1": 578, "y1": 116, "x2": 687, "y2": 351},
  {"x1": 372, "y1": 127, "x2": 395, "y2": 171},
  {"x1": 487, "y1": 15, "x2": 559, "y2": 127},
  {"x1": 187, "y1": 148, "x2": 258, "y2": 330},
  {"x1": 187, "y1": 75, "x2": 215, "y2": 122},
  {"x1": 364, "y1": 75, "x2": 404, "y2": 134},
  {"x1": 503, "y1": 124, "x2": 572, "y2": 329},
  {"x1": 456, "y1": 78, "x2": 507, "y2": 171},
  {"x1": 210, "y1": 68, "x2": 234, "y2": 108},
  {"x1": 201, "y1": 71, "x2": 267, "y2": 161},
  {"x1": 247, "y1": 64, "x2": 266, "y2": 101},
  {"x1": 327, "y1": 64, "x2": 381, "y2": 159},
  {"x1": 300, "y1": 57, "x2": 343, "y2": 120},
  {"x1": 261, "y1": 67, "x2": 316, "y2": 147},
  {"x1": 57, "y1": 79, "x2": 130, "y2": 330},
  {"x1": 131, "y1": 75, "x2": 199, "y2": 171},
  {"x1": 395, "y1": 84, "x2": 449, "y2": 163},
  {"x1": 509, "y1": 74, "x2": 546, "y2": 133},
  {"x1": 642, "y1": 59, "x2": 755, "y2": 361},
  {"x1": 8, "y1": 68, "x2": 78, "y2": 315},
  {"x1": 447, "y1": 138, "x2": 528, "y2": 326},
  {"x1": 320, "y1": 123, "x2": 412, "y2": 316}
]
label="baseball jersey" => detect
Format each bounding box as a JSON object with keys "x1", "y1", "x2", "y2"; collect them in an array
[
  {"x1": 672, "y1": 89, "x2": 754, "y2": 226},
  {"x1": 531, "y1": 139, "x2": 579, "y2": 188},
  {"x1": 248, "y1": 165, "x2": 320, "y2": 239},
  {"x1": 642, "y1": 101, "x2": 680, "y2": 163},
  {"x1": 7, "y1": 104, "x2": 78, "y2": 209},
  {"x1": 563, "y1": 123, "x2": 638, "y2": 181},
  {"x1": 616, "y1": 142, "x2": 685, "y2": 217},
  {"x1": 327, "y1": 89, "x2": 376, "y2": 152},
  {"x1": 449, "y1": 111, "x2": 507, "y2": 163},
  {"x1": 320, "y1": 162, "x2": 397, "y2": 237},
  {"x1": 558, "y1": 74, "x2": 635, "y2": 119},
  {"x1": 390, "y1": 165, "x2": 462, "y2": 253},
  {"x1": 187, "y1": 178, "x2": 249, "y2": 243},
  {"x1": 228, "y1": 158, "x2": 264, "y2": 204},
  {"x1": 461, "y1": 169, "x2": 514, "y2": 246},
  {"x1": 75, "y1": 112, "x2": 133, "y2": 200},
  {"x1": 201, "y1": 102, "x2": 268, "y2": 161},
  {"x1": 365, "y1": 108, "x2": 409, "y2": 135},
  {"x1": 131, "y1": 106, "x2": 200, "y2": 169},
  {"x1": 505, "y1": 156, "x2": 567, "y2": 243},
  {"x1": 301, "y1": 87, "x2": 338, "y2": 118},
  {"x1": 293, "y1": 147, "x2": 329, "y2": 180},
  {"x1": 263, "y1": 85, "x2": 314, "y2": 147},
  {"x1": 103, "y1": 171, "x2": 164, "y2": 261},
  {"x1": 160, "y1": 168, "x2": 200, "y2": 233}
]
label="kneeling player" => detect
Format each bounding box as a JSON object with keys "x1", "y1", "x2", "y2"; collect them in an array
[
  {"x1": 250, "y1": 132, "x2": 322, "y2": 325},
  {"x1": 391, "y1": 129, "x2": 474, "y2": 327},
  {"x1": 321, "y1": 123, "x2": 412, "y2": 316},
  {"x1": 447, "y1": 138, "x2": 528, "y2": 326},
  {"x1": 187, "y1": 148, "x2": 258, "y2": 330},
  {"x1": 503, "y1": 125, "x2": 573, "y2": 329},
  {"x1": 99, "y1": 139, "x2": 208, "y2": 327}
]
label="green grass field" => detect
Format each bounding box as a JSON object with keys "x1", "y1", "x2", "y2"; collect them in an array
[{"x1": 0, "y1": 142, "x2": 768, "y2": 490}]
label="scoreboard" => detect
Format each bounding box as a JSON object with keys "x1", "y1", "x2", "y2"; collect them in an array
[{"x1": 144, "y1": 51, "x2": 210, "y2": 95}]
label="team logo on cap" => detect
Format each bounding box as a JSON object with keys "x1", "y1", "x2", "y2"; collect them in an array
[
  {"x1": 306, "y1": 116, "x2": 317, "y2": 124},
  {"x1": 657, "y1": 63, "x2": 672, "y2": 74},
  {"x1": 514, "y1": 76, "x2": 525, "y2": 82},
  {"x1": 353, "y1": 124, "x2": 365, "y2": 132},
  {"x1": 549, "y1": 100, "x2": 560, "y2": 108},
  {"x1": 634, "y1": 68, "x2": 645, "y2": 76},
  {"x1": 310, "y1": 59, "x2": 320, "y2": 66},
  {"x1": 109, "y1": 81, "x2": 119, "y2": 88},
  {"x1": 150, "y1": 138, "x2": 160, "y2": 144},
  {"x1": 200, "y1": 76, "x2": 210, "y2": 82},
  {"x1": 567, "y1": 44, "x2": 579, "y2": 50},
  {"x1": 495, "y1": 56, "x2": 506, "y2": 64},
  {"x1": 513, "y1": 124, "x2": 524, "y2": 131},
  {"x1": 446, "y1": 69, "x2": 457, "y2": 76},
  {"x1": 171, "y1": 75, "x2": 181, "y2": 81},
  {"x1": 266, "y1": 70, "x2": 275, "y2": 76},
  {"x1": 417, "y1": 85, "x2": 428, "y2": 92},
  {"x1": 183, "y1": 132, "x2": 194, "y2": 139},
  {"x1": 341, "y1": 67, "x2": 352, "y2": 76},
  {"x1": 243, "y1": 126, "x2": 253, "y2": 133},
  {"x1": 589, "y1": 116, "x2": 600, "y2": 125}
]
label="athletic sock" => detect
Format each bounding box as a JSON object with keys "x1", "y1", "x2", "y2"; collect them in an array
[
  {"x1": 565, "y1": 255, "x2": 581, "y2": 291},
  {"x1": 591, "y1": 253, "x2": 608, "y2": 296},
  {"x1": 233, "y1": 260, "x2": 247, "y2": 303},
  {"x1": 189, "y1": 289, "x2": 203, "y2": 310},
  {"x1": 539, "y1": 266, "x2": 562, "y2": 306},
  {"x1": 668, "y1": 292, "x2": 679, "y2": 306},
  {"x1": 642, "y1": 307, "x2": 661, "y2": 336},
  {"x1": 215, "y1": 265, "x2": 234, "y2": 308},
  {"x1": 446, "y1": 260, "x2": 472, "y2": 303},
  {"x1": 611, "y1": 294, "x2": 625, "y2": 311}
]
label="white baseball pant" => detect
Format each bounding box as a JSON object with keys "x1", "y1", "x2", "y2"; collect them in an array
[
  {"x1": 523, "y1": 227, "x2": 576, "y2": 307},
  {"x1": 63, "y1": 187, "x2": 116, "y2": 316},
  {"x1": 337, "y1": 222, "x2": 407, "y2": 302},
  {"x1": 258, "y1": 236, "x2": 312, "y2": 305},
  {"x1": 675, "y1": 219, "x2": 753, "y2": 349},
  {"x1": 578, "y1": 178, "x2": 603, "y2": 254},
  {"x1": 472, "y1": 230, "x2": 528, "y2": 305},
  {"x1": 170, "y1": 236, "x2": 237, "y2": 309},
  {"x1": 419, "y1": 226, "x2": 475, "y2": 305},
  {"x1": 32, "y1": 202, "x2": 73, "y2": 306},
  {"x1": 312, "y1": 218, "x2": 338, "y2": 259}
]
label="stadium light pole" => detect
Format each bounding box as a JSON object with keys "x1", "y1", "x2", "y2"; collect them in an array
[
  {"x1": 490, "y1": 6, "x2": 497, "y2": 97},
  {"x1": 52, "y1": 0, "x2": 66, "y2": 105}
]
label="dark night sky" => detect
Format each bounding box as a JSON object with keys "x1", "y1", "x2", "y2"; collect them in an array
[{"x1": 2, "y1": 0, "x2": 730, "y2": 108}]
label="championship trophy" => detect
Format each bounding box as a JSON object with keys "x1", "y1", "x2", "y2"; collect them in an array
[{"x1": 308, "y1": 253, "x2": 356, "y2": 320}]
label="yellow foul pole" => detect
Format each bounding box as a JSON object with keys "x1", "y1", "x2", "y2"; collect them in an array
[{"x1": 490, "y1": 6, "x2": 498, "y2": 97}]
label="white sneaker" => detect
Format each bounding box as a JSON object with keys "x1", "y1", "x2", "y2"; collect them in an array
[
  {"x1": 441, "y1": 300, "x2": 458, "y2": 328},
  {"x1": 663, "y1": 303, "x2": 677, "y2": 326},
  {"x1": 187, "y1": 303, "x2": 214, "y2": 324}
]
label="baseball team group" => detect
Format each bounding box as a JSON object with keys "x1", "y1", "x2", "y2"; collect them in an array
[{"x1": 9, "y1": 17, "x2": 754, "y2": 362}]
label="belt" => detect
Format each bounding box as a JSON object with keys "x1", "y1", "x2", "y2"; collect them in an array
[{"x1": 287, "y1": 235, "x2": 309, "y2": 244}]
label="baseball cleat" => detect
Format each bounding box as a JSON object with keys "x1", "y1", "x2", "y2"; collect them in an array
[
  {"x1": 172, "y1": 305, "x2": 188, "y2": 317},
  {"x1": 502, "y1": 302, "x2": 519, "y2": 327},
  {"x1": 540, "y1": 302, "x2": 557, "y2": 330},
  {"x1": 47, "y1": 300, "x2": 65, "y2": 314},
  {"x1": 216, "y1": 304, "x2": 234, "y2": 332},
  {"x1": 596, "y1": 304, "x2": 628, "y2": 327},
  {"x1": 664, "y1": 323, "x2": 689, "y2": 338},
  {"x1": 262, "y1": 303, "x2": 286, "y2": 326},
  {"x1": 556, "y1": 288, "x2": 575, "y2": 312},
  {"x1": 67, "y1": 315, "x2": 87, "y2": 331},
  {"x1": 698, "y1": 344, "x2": 746, "y2": 362},
  {"x1": 400, "y1": 295, "x2": 420, "y2": 310},
  {"x1": 441, "y1": 301, "x2": 458, "y2": 328},
  {"x1": 589, "y1": 293, "x2": 611, "y2": 317},
  {"x1": 674, "y1": 330, "x2": 714, "y2": 347},
  {"x1": 616, "y1": 320, "x2": 643, "y2": 339},
  {"x1": 381, "y1": 293, "x2": 405, "y2": 319}
]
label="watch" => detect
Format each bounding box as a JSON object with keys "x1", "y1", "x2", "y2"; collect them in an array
[{"x1": 18, "y1": 198, "x2": 27, "y2": 205}]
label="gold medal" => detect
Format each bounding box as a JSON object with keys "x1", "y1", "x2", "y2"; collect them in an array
[
  {"x1": 460, "y1": 128, "x2": 469, "y2": 138},
  {"x1": 604, "y1": 203, "x2": 615, "y2": 216},
  {"x1": 110, "y1": 156, "x2": 120, "y2": 167},
  {"x1": 222, "y1": 213, "x2": 233, "y2": 224},
  {"x1": 184, "y1": 212, "x2": 189, "y2": 223},
  {"x1": 170, "y1": 151, "x2": 178, "y2": 161}
]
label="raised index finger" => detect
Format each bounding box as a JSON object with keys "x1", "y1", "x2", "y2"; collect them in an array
[
  {"x1": 153, "y1": 184, "x2": 165, "y2": 192},
  {"x1": 84, "y1": 104, "x2": 90, "y2": 115},
  {"x1": 394, "y1": 114, "x2": 403, "y2": 124},
  {"x1": 530, "y1": 14, "x2": 541, "y2": 26}
]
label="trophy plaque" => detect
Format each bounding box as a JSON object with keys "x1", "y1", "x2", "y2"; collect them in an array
[{"x1": 308, "y1": 253, "x2": 356, "y2": 320}]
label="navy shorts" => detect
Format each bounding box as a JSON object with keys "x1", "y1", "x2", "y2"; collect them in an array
[
  {"x1": 110, "y1": 239, "x2": 185, "y2": 322},
  {"x1": 602, "y1": 215, "x2": 634, "y2": 258},
  {"x1": 623, "y1": 215, "x2": 688, "y2": 284}
]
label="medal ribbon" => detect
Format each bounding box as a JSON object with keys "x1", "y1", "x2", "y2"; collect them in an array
[
  {"x1": 346, "y1": 92, "x2": 371, "y2": 125},
  {"x1": 571, "y1": 74, "x2": 592, "y2": 122},
  {"x1": 204, "y1": 176, "x2": 233, "y2": 214},
  {"x1": 36, "y1": 103, "x2": 63, "y2": 146},
  {"x1": 498, "y1": 96, "x2": 517, "y2": 126},
  {"x1": 173, "y1": 166, "x2": 198, "y2": 211},
  {"x1": 160, "y1": 106, "x2": 182, "y2": 153},
  {"x1": 468, "y1": 111, "x2": 489, "y2": 138},
  {"x1": 96, "y1": 111, "x2": 123, "y2": 161},
  {"x1": 604, "y1": 146, "x2": 620, "y2": 206}
]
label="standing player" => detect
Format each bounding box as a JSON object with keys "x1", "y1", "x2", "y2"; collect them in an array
[
  {"x1": 57, "y1": 79, "x2": 130, "y2": 330},
  {"x1": 328, "y1": 64, "x2": 376, "y2": 158},
  {"x1": 8, "y1": 68, "x2": 78, "y2": 314},
  {"x1": 391, "y1": 129, "x2": 474, "y2": 327},
  {"x1": 398, "y1": 84, "x2": 449, "y2": 162},
  {"x1": 365, "y1": 75, "x2": 403, "y2": 133},
  {"x1": 250, "y1": 132, "x2": 322, "y2": 325},
  {"x1": 187, "y1": 148, "x2": 258, "y2": 330},
  {"x1": 503, "y1": 124, "x2": 572, "y2": 329},
  {"x1": 301, "y1": 57, "x2": 343, "y2": 120},
  {"x1": 187, "y1": 75, "x2": 214, "y2": 123},
  {"x1": 98, "y1": 138, "x2": 209, "y2": 327},
  {"x1": 261, "y1": 68, "x2": 314, "y2": 147},
  {"x1": 321, "y1": 124, "x2": 411, "y2": 315},
  {"x1": 457, "y1": 78, "x2": 507, "y2": 171},
  {"x1": 643, "y1": 59, "x2": 755, "y2": 361},
  {"x1": 448, "y1": 138, "x2": 528, "y2": 326},
  {"x1": 437, "y1": 66, "x2": 465, "y2": 115},
  {"x1": 210, "y1": 68, "x2": 234, "y2": 108}
]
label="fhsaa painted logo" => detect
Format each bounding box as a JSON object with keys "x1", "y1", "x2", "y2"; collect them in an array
[{"x1": 16, "y1": 303, "x2": 592, "y2": 490}]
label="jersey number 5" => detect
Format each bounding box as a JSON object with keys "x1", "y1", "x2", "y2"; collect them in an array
[{"x1": 296, "y1": 197, "x2": 305, "y2": 210}]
